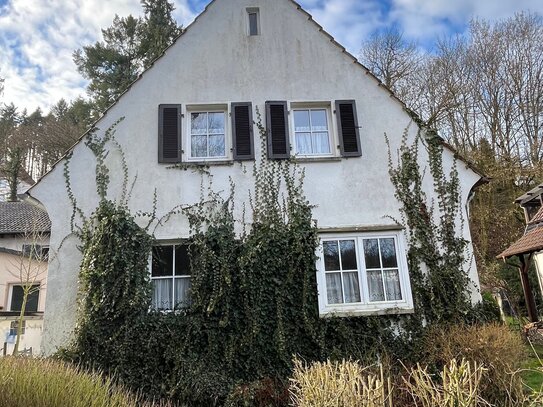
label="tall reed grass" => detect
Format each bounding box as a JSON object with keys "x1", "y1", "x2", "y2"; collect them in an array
[{"x1": 0, "y1": 357, "x2": 168, "y2": 407}]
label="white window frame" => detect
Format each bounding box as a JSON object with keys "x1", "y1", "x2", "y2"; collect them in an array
[
  {"x1": 315, "y1": 231, "x2": 414, "y2": 317},
  {"x1": 289, "y1": 102, "x2": 336, "y2": 158},
  {"x1": 185, "y1": 105, "x2": 229, "y2": 162},
  {"x1": 149, "y1": 242, "x2": 191, "y2": 311}
]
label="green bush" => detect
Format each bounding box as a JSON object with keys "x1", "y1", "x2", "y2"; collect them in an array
[{"x1": 0, "y1": 357, "x2": 159, "y2": 407}]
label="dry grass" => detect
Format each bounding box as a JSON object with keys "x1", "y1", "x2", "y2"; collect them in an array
[
  {"x1": 422, "y1": 323, "x2": 526, "y2": 404},
  {"x1": 403, "y1": 358, "x2": 488, "y2": 407},
  {"x1": 0, "y1": 357, "x2": 171, "y2": 407},
  {"x1": 289, "y1": 358, "x2": 393, "y2": 407}
]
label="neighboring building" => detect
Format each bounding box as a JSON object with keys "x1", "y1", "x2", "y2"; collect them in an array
[
  {"x1": 27, "y1": 0, "x2": 485, "y2": 355},
  {"x1": 498, "y1": 183, "x2": 543, "y2": 322},
  {"x1": 0, "y1": 201, "x2": 50, "y2": 355}
]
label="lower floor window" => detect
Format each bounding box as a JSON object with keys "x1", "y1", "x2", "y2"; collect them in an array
[
  {"x1": 151, "y1": 244, "x2": 191, "y2": 310},
  {"x1": 9, "y1": 285, "x2": 40, "y2": 312},
  {"x1": 9, "y1": 320, "x2": 25, "y2": 336},
  {"x1": 317, "y1": 231, "x2": 413, "y2": 316}
]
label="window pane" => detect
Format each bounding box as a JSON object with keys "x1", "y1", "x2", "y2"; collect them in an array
[
  {"x1": 191, "y1": 135, "x2": 207, "y2": 157},
  {"x1": 340, "y1": 240, "x2": 357, "y2": 270},
  {"x1": 384, "y1": 269, "x2": 402, "y2": 301},
  {"x1": 363, "y1": 239, "x2": 381, "y2": 269},
  {"x1": 248, "y1": 12, "x2": 258, "y2": 35},
  {"x1": 310, "y1": 109, "x2": 328, "y2": 131},
  {"x1": 152, "y1": 246, "x2": 174, "y2": 277},
  {"x1": 208, "y1": 134, "x2": 225, "y2": 157},
  {"x1": 380, "y1": 238, "x2": 398, "y2": 268},
  {"x1": 326, "y1": 273, "x2": 343, "y2": 304},
  {"x1": 323, "y1": 241, "x2": 340, "y2": 271},
  {"x1": 312, "y1": 132, "x2": 330, "y2": 154},
  {"x1": 208, "y1": 112, "x2": 225, "y2": 134},
  {"x1": 174, "y1": 277, "x2": 191, "y2": 308},
  {"x1": 296, "y1": 132, "x2": 312, "y2": 154},
  {"x1": 191, "y1": 112, "x2": 207, "y2": 134},
  {"x1": 152, "y1": 279, "x2": 172, "y2": 310},
  {"x1": 175, "y1": 245, "x2": 191, "y2": 276},
  {"x1": 26, "y1": 287, "x2": 39, "y2": 312},
  {"x1": 294, "y1": 110, "x2": 310, "y2": 132},
  {"x1": 367, "y1": 270, "x2": 385, "y2": 302},
  {"x1": 343, "y1": 272, "x2": 361, "y2": 303},
  {"x1": 10, "y1": 285, "x2": 24, "y2": 312}
]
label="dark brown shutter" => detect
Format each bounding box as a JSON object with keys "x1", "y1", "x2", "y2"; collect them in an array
[
  {"x1": 231, "y1": 102, "x2": 254, "y2": 160},
  {"x1": 158, "y1": 104, "x2": 181, "y2": 163},
  {"x1": 336, "y1": 100, "x2": 361, "y2": 157},
  {"x1": 265, "y1": 101, "x2": 290, "y2": 159}
]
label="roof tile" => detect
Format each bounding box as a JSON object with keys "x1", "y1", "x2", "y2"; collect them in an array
[{"x1": 0, "y1": 201, "x2": 51, "y2": 234}]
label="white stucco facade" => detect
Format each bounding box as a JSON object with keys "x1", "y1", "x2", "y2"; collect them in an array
[{"x1": 29, "y1": 0, "x2": 483, "y2": 355}]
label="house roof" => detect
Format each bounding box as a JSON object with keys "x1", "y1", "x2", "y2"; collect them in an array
[
  {"x1": 0, "y1": 201, "x2": 51, "y2": 235},
  {"x1": 27, "y1": 0, "x2": 486, "y2": 196},
  {"x1": 529, "y1": 206, "x2": 543, "y2": 225},
  {"x1": 497, "y1": 226, "x2": 543, "y2": 259},
  {"x1": 515, "y1": 184, "x2": 543, "y2": 206}
]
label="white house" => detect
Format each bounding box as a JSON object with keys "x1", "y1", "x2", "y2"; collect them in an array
[{"x1": 27, "y1": 0, "x2": 484, "y2": 355}]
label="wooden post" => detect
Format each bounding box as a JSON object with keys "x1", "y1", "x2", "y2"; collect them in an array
[{"x1": 518, "y1": 253, "x2": 538, "y2": 323}]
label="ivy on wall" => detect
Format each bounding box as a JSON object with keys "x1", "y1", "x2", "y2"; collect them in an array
[{"x1": 59, "y1": 116, "x2": 495, "y2": 406}]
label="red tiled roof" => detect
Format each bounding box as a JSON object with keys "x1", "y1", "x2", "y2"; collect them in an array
[
  {"x1": 529, "y1": 206, "x2": 543, "y2": 225},
  {"x1": 497, "y1": 226, "x2": 543, "y2": 259}
]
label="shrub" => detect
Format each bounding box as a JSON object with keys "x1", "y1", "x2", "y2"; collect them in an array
[
  {"x1": 403, "y1": 358, "x2": 487, "y2": 407},
  {"x1": 0, "y1": 357, "x2": 166, "y2": 407},
  {"x1": 421, "y1": 323, "x2": 526, "y2": 404},
  {"x1": 289, "y1": 358, "x2": 393, "y2": 407}
]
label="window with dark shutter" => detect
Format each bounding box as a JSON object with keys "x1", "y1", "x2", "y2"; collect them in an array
[
  {"x1": 231, "y1": 102, "x2": 254, "y2": 160},
  {"x1": 159, "y1": 104, "x2": 182, "y2": 163},
  {"x1": 336, "y1": 100, "x2": 361, "y2": 157},
  {"x1": 265, "y1": 101, "x2": 290, "y2": 159}
]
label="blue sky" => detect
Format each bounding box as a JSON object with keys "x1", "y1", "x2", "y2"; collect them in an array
[{"x1": 1, "y1": 0, "x2": 543, "y2": 113}]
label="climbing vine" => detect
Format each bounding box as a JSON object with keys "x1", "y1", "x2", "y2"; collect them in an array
[
  {"x1": 387, "y1": 127, "x2": 473, "y2": 323},
  {"x1": 60, "y1": 114, "x2": 490, "y2": 406}
]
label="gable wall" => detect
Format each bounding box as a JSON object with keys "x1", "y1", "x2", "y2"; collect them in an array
[{"x1": 31, "y1": 0, "x2": 482, "y2": 354}]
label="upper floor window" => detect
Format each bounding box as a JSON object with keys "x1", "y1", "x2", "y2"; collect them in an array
[
  {"x1": 247, "y1": 8, "x2": 260, "y2": 36},
  {"x1": 316, "y1": 231, "x2": 413, "y2": 316},
  {"x1": 189, "y1": 110, "x2": 227, "y2": 160},
  {"x1": 151, "y1": 244, "x2": 191, "y2": 310},
  {"x1": 292, "y1": 107, "x2": 332, "y2": 156}
]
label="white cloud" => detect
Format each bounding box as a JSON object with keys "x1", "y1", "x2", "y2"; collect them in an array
[
  {"x1": 0, "y1": 0, "x2": 195, "y2": 113},
  {"x1": 1, "y1": 0, "x2": 543, "y2": 114}
]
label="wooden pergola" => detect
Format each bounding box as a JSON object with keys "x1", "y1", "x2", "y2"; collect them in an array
[{"x1": 498, "y1": 186, "x2": 543, "y2": 323}]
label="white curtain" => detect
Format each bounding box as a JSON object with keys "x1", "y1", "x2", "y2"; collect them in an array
[
  {"x1": 296, "y1": 132, "x2": 312, "y2": 154},
  {"x1": 384, "y1": 269, "x2": 402, "y2": 300},
  {"x1": 326, "y1": 273, "x2": 343, "y2": 304},
  {"x1": 312, "y1": 132, "x2": 330, "y2": 154},
  {"x1": 367, "y1": 270, "x2": 385, "y2": 302},
  {"x1": 174, "y1": 277, "x2": 192, "y2": 308},
  {"x1": 152, "y1": 279, "x2": 172, "y2": 310},
  {"x1": 343, "y1": 272, "x2": 361, "y2": 303}
]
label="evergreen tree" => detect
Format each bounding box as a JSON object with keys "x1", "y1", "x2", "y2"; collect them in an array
[
  {"x1": 74, "y1": 1, "x2": 181, "y2": 111},
  {"x1": 140, "y1": 0, "x2": 181, "y2": 68}
]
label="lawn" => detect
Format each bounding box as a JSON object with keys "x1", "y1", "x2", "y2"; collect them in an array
[{"x1": 521, "y1": 343, "x2": 543, "y2": 392}]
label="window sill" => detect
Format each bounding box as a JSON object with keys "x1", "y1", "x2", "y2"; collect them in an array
[
  {"x1": 292, "y1": 156, "x2": 342, "y2": 163},
  {"x1": 166, "y1": 160, "x2": 235, "y2": 169},
  {"x1": 319, "y1": 304, "x2": 414, "y2": 318}
]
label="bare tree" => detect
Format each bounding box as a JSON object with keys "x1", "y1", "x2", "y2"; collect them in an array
[
  {"x1": 360, "y1": 27, "x2": 423, "y2": 104},
  {"x1": 7, "y1": 226, "x2": 48, "y2": 355}
]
